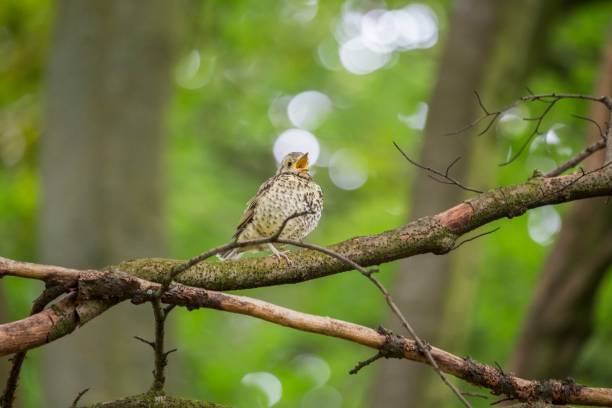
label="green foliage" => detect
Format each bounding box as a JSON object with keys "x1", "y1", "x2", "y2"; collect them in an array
[{"x1": 0, "y1": 1, "x2": 611, "y2": 407}]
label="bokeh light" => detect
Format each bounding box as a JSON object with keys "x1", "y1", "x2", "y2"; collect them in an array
[
  {"x1": 339, "y1": 36, "x2": 391, "y2": 75},
  {"x1": 268, "y1": 94, "x2": 293, "y2": 128},
  {"x1": 316, "y1": 39, "x2": 342, "y2": 71},
  {"x1": 287, "y1": 91, "x2": 332, "y2": 130},
  {"x1": 241, "y1": 372, "x2": 283, "y2": 407},
  {"x1": 0, "y1": 123, "x2": 26, "y2": 167},
  {"x1": 273, "y1": 128, "x2": 321, "y2": 164},
  {"x1": 398, "y1": 101, "x2": 428, "y2": 130},
  {"x1": 498, "y1": 106, "x2": 529, "y2": 138},
  {"x1": 334, "y1": 2, "x2": 439, "y2": 75},
  {"x1": 293, "y1": 354, "x2": 331, "y2": 388},
  {"x1": 328, "y1": 149, "x2": 368, "y2": 190},
  {"x1": 282, "y1": 0, "x2": 319, "y2": 24},
  {"x1": 300, "y1": 385, "x2": 343, "y2": 408},
  {"x1": 174, "y1": 49, "x2": 215, "y2": 90},
  {"x1": 527, "y1": 205, "x2": 561, "y2": 246}
]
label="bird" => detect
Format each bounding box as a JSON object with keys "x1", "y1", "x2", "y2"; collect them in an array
[{"x1": 218, "y1": 152, "x2": 323, "y2": 261}]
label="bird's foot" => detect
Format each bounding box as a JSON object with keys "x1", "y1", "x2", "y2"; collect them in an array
[{"x1": 268, "y1": 243, "x2": 292, "y2": 265}]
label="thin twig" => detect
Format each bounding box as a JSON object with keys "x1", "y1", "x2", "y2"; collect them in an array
[
  {"x1": 500, "y1": 99, "x2": 557, "y2": 166},
  {"x1": 461, "y1": 391, "x2": 489, "y2": 400},
  {"x1": 134, "y1": 336, "x2": 155, "y2": 349},
  {"x1": 451, "y1": 227, "x2": 500, "y2": 251},
  {"x1": 491, "y1": 397, "x2": 515, "y2": 406},
  {"x1": 445, "y1": 91, "x2": 501, "y2": 137},
  {"x1": 571, "y1": 114, "x2": 606, "y2": 140},
  {"x1": 1, "y1": 285, "x2": 66, "y2": 408},
  {"x1": 393, "y1": 141, "x2": 483, "y2": 194},
  {"x1": 544, "y1": 139, "x2": 607, "y2": 177},
  {"x1": 519, "y1": 93, "x2": 612, "y2": 109},
  {"x1": 442, "y1": 92, "x2": 612, "y2": 167},
  {"x1": 349, "y1": 351, "x2": 384, "y2": 374},
  {"x1": 70, "y1": 388, "x2": 90, "y2": 408}
]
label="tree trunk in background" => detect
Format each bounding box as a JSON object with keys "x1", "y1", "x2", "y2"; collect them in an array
[
  {"x1": 40, "y1": 0, "x2": 179, "y2": 405},
  {"x1": 510, "y1": 39, "x2": 612, "y2": 379},
  {"x1": 370, "y1": 1, "x2": 504, "y2": 406},
  {"x1": 370, "y1": 0, "x2": 550, "y2": 405}
]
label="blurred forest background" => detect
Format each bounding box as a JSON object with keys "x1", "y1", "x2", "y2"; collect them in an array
[{"x1": 1, "y1": 0, "x2": 611, "y2": 407}]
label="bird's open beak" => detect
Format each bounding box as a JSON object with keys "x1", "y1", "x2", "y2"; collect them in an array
[{"x1": 294, "y1": 153, "x2": 309, "y2": 171}]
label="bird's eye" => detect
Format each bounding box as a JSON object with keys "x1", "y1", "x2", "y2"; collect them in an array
[{"x1": 286, "y1": 161, "x2": 293, "y2": 168}]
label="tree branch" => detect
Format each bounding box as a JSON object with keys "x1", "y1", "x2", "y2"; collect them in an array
[
  {"x1": 3, "y1": 167, "x2": 607, "y2": 294},
  {"x1": 2, "y1": 277, "x2": 611, "y2": 406},
  {"x1": 0, "y1": 285, "x2": 66, "y2": 408},
  {"x1": 545, "y1": 138, "x2": 607, "y2": 177},
  {"x1": 0, "y1": 167, "x2": 610, "y2": 360}
]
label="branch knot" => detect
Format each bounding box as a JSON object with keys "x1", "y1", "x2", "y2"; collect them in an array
[{"x1": 377, "y1": 326, "x2": 408, "y2": 359}]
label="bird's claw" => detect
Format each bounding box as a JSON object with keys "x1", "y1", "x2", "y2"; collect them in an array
[
  {"x1": 268, "y1": 243, "x2": 293, "y2": 265},
  {"x1": 274, "y1": 251, "x2": 293, "y2": 265}
]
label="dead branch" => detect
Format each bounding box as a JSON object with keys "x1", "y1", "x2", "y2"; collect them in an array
[
  {"x1": 0, "y1": 285, "x2": 66, "y2": 408},
  {"x1": 2, "y1": 274, "x2": 611, "y2": 406}
]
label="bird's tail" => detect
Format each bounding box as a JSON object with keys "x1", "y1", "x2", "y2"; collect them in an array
[{"x1": 217, "y1": 247, "x2": 243, "y2": 261}]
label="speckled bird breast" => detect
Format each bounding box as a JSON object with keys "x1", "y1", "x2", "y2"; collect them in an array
[{"x1": 240, "y1": 173, "x2": 323, "y2": 241}]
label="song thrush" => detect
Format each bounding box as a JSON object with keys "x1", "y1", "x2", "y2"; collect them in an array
[{"x1": 219, "y1": 152, "x2": 323, "y2": 260}]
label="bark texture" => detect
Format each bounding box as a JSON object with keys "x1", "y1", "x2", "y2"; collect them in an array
[
  {"x1": 511, "y1": 40, "x2": 612, "y2": 379},
  {"x1": 40, "y1": 0, "x2": 178, "y2": 404}
]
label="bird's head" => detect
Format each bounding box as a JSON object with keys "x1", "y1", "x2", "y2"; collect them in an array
[{"x1": 277, "y1": 152, "x2": 310, "y2": 176}]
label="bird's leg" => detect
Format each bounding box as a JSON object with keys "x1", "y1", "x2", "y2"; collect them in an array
[{"x1": 268, "y1": 243, "x2": 292, "y2": 264}]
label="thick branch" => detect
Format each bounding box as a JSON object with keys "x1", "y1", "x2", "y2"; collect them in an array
[
  {"x1": 2, "y1": 278, "x2": 611, "y2": 406},
  {"x1": 1, "y1": 169, "x2": 610, "y2": 294},
  {"x1": 1, "y1": 286, "x2": 66, "y2": 408}
]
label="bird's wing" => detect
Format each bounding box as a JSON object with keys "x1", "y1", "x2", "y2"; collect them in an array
[{"x1": 232, "y1": 175, "x2": 277, "y2": 240}]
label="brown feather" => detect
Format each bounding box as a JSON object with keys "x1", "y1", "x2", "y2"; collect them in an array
[{"x1": 233, "y1": 174, "x2": 278, "y2": 240}]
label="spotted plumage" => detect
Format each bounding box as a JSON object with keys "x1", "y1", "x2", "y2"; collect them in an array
[{"x1": 219, "y1": 152, "x2": 323, "y2": 260}]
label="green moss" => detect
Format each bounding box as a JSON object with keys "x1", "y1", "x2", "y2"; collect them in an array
[
  {"x1": 79, "y1": 393, "x2": 229, "y2": 408},
  {"x1": 47, "y1": 304, "x2": 78, "y2": 342}
]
